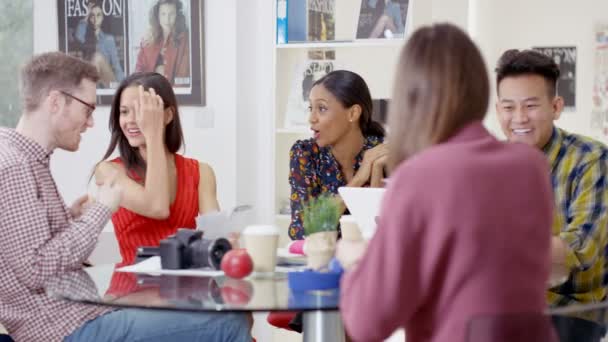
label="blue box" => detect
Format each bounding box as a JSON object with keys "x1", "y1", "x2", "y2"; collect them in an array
[
  {"x1": 276, "y1": 0, "x2": 288, "y2": 44},
  {"x1": 287, "y1": 0, "x2": 307, "y2": 42}
]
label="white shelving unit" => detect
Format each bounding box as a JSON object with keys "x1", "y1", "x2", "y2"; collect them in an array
[
  {"x1": 275, "y1": 38, "x2": 406, "y2": 49},
  {"x1": 276, "y1": 128, "x2": 313, "y2": 134},
  {"x1": 270, "y1": 1, "x2": 407, "y2": 238},
  {"x1": 275, "y1": 214, "x2": 291, "y2": 220}
]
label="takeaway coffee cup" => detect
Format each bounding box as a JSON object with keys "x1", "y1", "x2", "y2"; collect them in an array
[
  {"x1": 340, "y1": 215, "x2": 363, "y2": 241},
  {"x1": 242, "y1": 225, "x2": 280, "y2": 273}
]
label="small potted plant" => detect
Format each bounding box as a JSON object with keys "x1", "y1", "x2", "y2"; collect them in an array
[{"x1": 302, "y1": 194, "x2": 341, "y2": 270}]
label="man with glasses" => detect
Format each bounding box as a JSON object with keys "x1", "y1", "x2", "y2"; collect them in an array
[
  {"x1": 60, "y1": 90, "x2": 96, "y2": 116},
  {"x1": 0, "y1": 52, "x2": 250, "y2": 341}
]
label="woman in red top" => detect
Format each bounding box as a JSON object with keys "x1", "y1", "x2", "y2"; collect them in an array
[{"x1": 94, "y1": 72, "x2": 219, "y2": 272}]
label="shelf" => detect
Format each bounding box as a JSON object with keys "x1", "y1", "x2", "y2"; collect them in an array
[
  {"x1": 275, "y1": 38, "x2": 405, "y2": 49},
  {"x1": 275, "y1": 214, "x2": 291, "y2": 220},
  {"x1": 270, "y1": 1, "x2": 407, "y2": 239},
  {"x1": 276, "y1": 128, "x2": 312, "y2": 135}
]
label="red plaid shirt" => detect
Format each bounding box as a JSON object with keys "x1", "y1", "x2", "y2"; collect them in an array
[{"x1": 0, "y1": 128, "x2": 113, "y2": 341}]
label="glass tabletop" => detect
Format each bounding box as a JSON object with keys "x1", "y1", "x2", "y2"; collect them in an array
[
  {"x1": 44, "y1": 264, "x2": 340, "y2": 313},
  {"x1": 44, "y1": 263, "x2": 608, "y2": 341}
]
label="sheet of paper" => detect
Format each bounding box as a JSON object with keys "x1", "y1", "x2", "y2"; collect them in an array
[
  {"x1": 117, "y1": 256, "x2": 224, "y2": 277},
  {"x1": 117, "y1": 256, "x2": 305, "y2": 277},
  {"x1": 195, "y1": 205, "x2": 252, "y2": 240}
]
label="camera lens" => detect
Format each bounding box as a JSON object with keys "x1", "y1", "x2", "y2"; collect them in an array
[
  {"x1": 189, "y1": 238, "x2": 232, "y2": 270},
  {"x1": 209, "y1": 238, "x2": 232, "y2": 268}
]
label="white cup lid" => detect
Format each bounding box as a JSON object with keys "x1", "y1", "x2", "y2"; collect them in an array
[
  {"x1": 339, "y1": 215, "x2": 358, "y2": 223},
  {"x1": 242, "y1": 224, "x2": 279, "y2": 236}
]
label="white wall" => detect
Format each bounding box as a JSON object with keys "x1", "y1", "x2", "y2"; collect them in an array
[
  {"x1": 389, "y1": 0, "x2": 606, "y2": 142},
  {"x1": 33, "y1": 0, "x2": 238, "y2": 263},
  {"x1": 391, "y1": 0, "x2": 606, "y2": 142},
  {"x1": 472, "y1": 0, "x2": 608, "y2": 140},
  {"x1": 236, "y1": 1, "x2": 275, "y2": 227}
]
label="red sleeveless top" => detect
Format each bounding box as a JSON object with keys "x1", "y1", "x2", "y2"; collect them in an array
[{"x1": 110, "y1": 154, "x2": 200, "y2": 266}]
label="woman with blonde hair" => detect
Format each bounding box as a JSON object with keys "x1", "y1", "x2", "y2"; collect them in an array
[{"x1": 337, "y1": 23, "x2": 556, "y2": 342}]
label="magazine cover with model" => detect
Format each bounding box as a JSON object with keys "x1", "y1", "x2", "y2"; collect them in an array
[
  {"x1": 356, "y1": 0, "x2": 408, "y2": 39},
  {"x1": 308, "y1": 0, "x2": 335, "y2": 41},
  {"x1": 279, "y1": 0, "x2": 336, "y2": 43},
  {"x1": 284, "y1": 49, "x2": 340, "y2": 128},
  {"x1": 128, "y1": 0, "x2": 192, "y2": 89},
  {"x1": 57, "y1": 0, "x2": 128, "y2": 99}
]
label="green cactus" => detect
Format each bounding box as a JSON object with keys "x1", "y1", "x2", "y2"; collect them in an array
[{"x1": 303, "y1": 194, "x2": 341, "y2": 236}]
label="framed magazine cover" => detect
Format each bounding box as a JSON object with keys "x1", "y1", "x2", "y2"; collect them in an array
[
  {"x1": 356, "y1": 0, "x2": 409, "y2": 39},
  {"x1": 57, "y1": 0, "x2": 129, "y2": 104},
  {"x1": 57, "y1": 0, "x2": 205, "y2": 106},
  {"x1": 532, "y1": 46, "x2": 576, "y2": 111},
  {"x1": 127, "y1": 0, "x2": 205, "y2": 105}
]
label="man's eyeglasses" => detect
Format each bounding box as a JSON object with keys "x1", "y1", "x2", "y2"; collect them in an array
[{"x1": 59, "y1": 90, "x2": 96, "y2": 117}]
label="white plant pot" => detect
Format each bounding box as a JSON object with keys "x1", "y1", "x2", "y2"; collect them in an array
[{"x1": 304, "y1": 231, "x2": 338, "y2": 270}]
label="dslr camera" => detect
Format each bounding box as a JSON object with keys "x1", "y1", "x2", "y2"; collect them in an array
[{"x1": 138, "y1": 228, "x2": 232, "y2": 270}]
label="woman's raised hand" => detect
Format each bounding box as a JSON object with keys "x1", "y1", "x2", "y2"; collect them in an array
[{"x1": 134, "y1": 85, "x2": 165, "y2": 141}]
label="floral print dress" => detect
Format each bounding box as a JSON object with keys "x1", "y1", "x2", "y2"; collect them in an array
[{"x1": 288, "y1": 135, "x2": 383, "y2": 240}]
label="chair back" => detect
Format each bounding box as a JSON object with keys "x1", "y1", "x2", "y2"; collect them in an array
[{"x1": 467, "y1": 312, "x2": 558, "y2": 342}]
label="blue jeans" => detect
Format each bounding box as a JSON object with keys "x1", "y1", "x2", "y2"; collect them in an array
[{"x1": 64, "y1": 309, "x2": 250, "y2": 342}]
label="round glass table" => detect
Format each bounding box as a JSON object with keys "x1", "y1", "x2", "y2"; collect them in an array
[
  {"x1": 45, "y1": 264, "x2": 343, "y2": 342},
  {"x1": 45, "y1": 263, "x2": 608, "y2": 342}
]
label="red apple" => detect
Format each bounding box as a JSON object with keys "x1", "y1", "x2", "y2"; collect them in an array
[
  {"x1": 221, "y1": 278, "x2": 253, "y2": 305},
  {"x1": 221, "y1": 248, "x2": 254, "y2": 279}
]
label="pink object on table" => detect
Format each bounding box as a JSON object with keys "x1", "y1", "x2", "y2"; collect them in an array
[{"x1": 288, "y1": 240, "x2": 306, "y2": 255}]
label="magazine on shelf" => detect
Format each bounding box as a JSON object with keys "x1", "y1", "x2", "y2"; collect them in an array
[
  {"x1": 307, "y1": 0, "x2": 335, "y2": 41},
  {"x1": 284, "y1": 49, "x2": 339, "y2": 128},
  {"x1": 277, "y1": 0, "x2": 288, "y2": 44},
  {"x1": 356, "y1": 0, "x2": 409, "y2": 39},
  {"x1": 278, "y1": 0, "x2": 336, "y2": 43}
]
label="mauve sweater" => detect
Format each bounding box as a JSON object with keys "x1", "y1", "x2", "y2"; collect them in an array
[{"x1": 340, "y1": 122, "x2": 554, "y2": 342}]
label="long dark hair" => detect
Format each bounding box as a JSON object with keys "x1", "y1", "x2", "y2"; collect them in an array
[
  {"x1": 98, "y1": 72, "x2": 185, "y2": 180},
  {"x1": 313, "y1": 70, "x2": 385, "y2": 138},
  {"x1": 82, "y1": 2, "x2": 104, "y2": 61},
  {"x1": 149, "y1": 0, "x2": 188, "y2": 46}
]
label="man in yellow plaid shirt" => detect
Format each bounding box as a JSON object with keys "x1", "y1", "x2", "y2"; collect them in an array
[{"x1": 495, "y1": 49, "x2": 608, "y2": 342}]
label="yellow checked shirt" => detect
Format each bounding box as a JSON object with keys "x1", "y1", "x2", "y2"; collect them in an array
[{"x1": 544, "y1": 127, "x2": 608, "y2": 306}]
